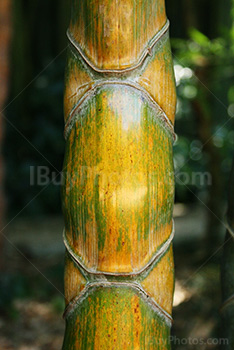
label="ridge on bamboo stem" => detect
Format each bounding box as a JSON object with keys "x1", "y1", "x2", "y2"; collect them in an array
[{"x1": 62, "y1": 0, "x2": 176, "y2": 349}]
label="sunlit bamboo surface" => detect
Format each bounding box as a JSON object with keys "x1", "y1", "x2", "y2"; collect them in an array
[{"x1": 62, "y1": 0, "x2": 176, "y2": 349}]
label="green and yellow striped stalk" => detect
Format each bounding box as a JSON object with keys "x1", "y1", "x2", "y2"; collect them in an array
[{"x1": 62, "y1": 0, "x2": 176, "y2": 349}]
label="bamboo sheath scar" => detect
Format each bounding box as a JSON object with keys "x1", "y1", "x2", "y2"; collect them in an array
[{"x1": 62, "y1": 0, "x2": 176, "y2": 349}]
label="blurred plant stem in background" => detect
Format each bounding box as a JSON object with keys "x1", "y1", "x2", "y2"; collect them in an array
[
  {"x1": 0, "y1": 0, "x2": 12, "y2": 269},
  {"x1": 4, "y1": 0, "x2": 69, "y2": 217},
  {"x1": 221, "y1": 157, "x2": 234, "y2": 349},
  {"x1": 172, "y1": 0, "x2": 234, "y2": 253}
]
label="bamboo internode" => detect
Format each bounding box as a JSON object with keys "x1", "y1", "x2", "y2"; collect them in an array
[{"x1": 62, "y1": 1, "x2": 176, "y2": 349}]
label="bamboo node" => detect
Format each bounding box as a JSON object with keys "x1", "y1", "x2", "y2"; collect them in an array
[
  {"x1": 64, "y1": 81, "x2": 176, "y2": 141},
  {"x1": 63, "y1": 281, "x2": 173, "y2": 325},
  {"x1": 63, "y1": 220, "x2": 175, "y2": 277},
  {"x1": 67, "y1": 20, "x2": 170, "y2": 74}
]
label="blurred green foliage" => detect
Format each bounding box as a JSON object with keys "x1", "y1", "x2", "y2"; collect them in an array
[{"x1": 173, "y1": 24, "x2": 234, "y2": 202}]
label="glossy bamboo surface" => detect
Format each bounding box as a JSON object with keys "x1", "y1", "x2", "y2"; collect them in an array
[
  {"x1": 69, "y1": 0, "x2": 166, "y2": 70},
  {"x1": 62, "y1": 0, "x2": 176, "y2": 349}
]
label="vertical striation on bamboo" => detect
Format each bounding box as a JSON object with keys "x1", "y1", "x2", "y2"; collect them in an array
[{"x1": 62, "y1": 0, "x2": 176, "y2": 349}]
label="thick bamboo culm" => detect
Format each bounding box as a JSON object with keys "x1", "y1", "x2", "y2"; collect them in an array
[
  {"x1": 221, "y1": 159, "x2": 234, "y2": 350},
  {"x1": 62, "y1": 0, "x2": 176, "y2": 349}
]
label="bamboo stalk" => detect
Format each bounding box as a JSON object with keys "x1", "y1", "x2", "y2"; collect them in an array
[
  {"x1": 221, "y1": 158, "x2": 234, "y2": 349},
  {"x1": 62, "y1": 1, "x2": 176, "y2": 349}
]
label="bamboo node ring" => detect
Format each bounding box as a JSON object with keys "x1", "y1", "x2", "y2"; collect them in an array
[{"x1": 67, "y1": 20, "x2": 170, "y2": 74}]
